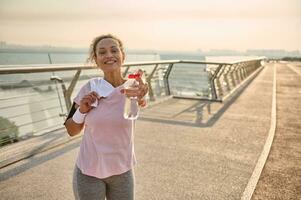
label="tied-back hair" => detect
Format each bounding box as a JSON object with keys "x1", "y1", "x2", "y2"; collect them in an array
[{"x1": 87, "y1": 34, "x2": 124, "y2": 64}]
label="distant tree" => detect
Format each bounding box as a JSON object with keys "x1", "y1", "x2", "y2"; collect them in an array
[
  {"x1": 282, "y1": 57, "x2": 301, "y2": 62},
  {"x1": 0, "y1": 116, "x2": 19, "y2": 146}
]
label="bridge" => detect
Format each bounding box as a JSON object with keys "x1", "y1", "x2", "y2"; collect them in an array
[{"x1": 0, "y1": 59, "x2": 300, "y2": 199}]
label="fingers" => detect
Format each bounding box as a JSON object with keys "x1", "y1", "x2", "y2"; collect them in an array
[
  {"x1": 86, "y1": 92, "x2": 101, "y2": 104},
  {"x1": 123, "y1": 88, "x2": 147, "y2": 107},
  {"x1": 123, "y1": 87, "x2": 139, "y2": 97},
  {"x1": 80, "y1": 92, "x2": 101, "y2": 111},
  {"x1": 90, "y1": 91, "x2": 101, "y2": 99},
  {"x1": 122, "y1": 79, "x2": 148, "y2": 97},
  {"x1": 135, "y1": 75, "x2": 144, "y2": 86},
  {"x1": 85, "y1": 93, "x2": 97, "y2": 102},
  {"x1": 136, "y1": 69, "x2": 144, "y2": 75},
  {"x1": 79, "y1": 97, "x2": 91, "y2": 113},
  {"x1": 122, "y1": 69, "x2": 148, "y2": 99},
  {"x1": 138, "y1": 99, "x2": 147, "y2": 107},
  {"x1": 135, "y1": 69, "x2": 145, "y2": 84},
  {"x1": 140, "y1": 82, "x2": 148, "y2": 97},
  {"x1": 137, "y1": 82, "x2": 148, "y2": 99},
  {"x1": 135, "y1": 70, "x2": 148, "y2": 97},
  {"x1": 82, "y1": 96, "x2": 93, "y2": 104},
  {"x1": 123, "y1": 85, "x2": 148, "y2": 99},
  {"x1": 81, "y1": 97, "x2": 93, "y2": 107}
]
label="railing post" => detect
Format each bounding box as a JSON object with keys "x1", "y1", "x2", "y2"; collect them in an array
[
  {"x1": 241, "y1": 63, "x2": 247, "y2": 79},
  {"x1": 209, "y1": 64, "x2": 223, "y2": 100},
  {"x1": 50, "y1": 75, "x2": 65, "y2": 117},
  {"x1": 50, "y1": 69, "x2": 81, "y2": 114},
  {"x1": 65, "y1": 69, "x2": 81, "y2": 111},
  {"x1": 234, "y1": 64, "x2": 242, "y2": 83},
  {"x1": 146, "y1": 64, "x2": 159, "y2": 101},
  {"x1": 215, "y1": 77, "x2": 224, "y2": 98},
  {"x1": 224, "y1": 73, "x2": 231, "y2": 92},
  {"x1": 146, "y1": 78, "x2": 155, "y2": 101},
  {"x1": 163, "y1": 63, "x2": 174, "y2": 96},
  {"x1": 239, "y1": 65, "x2": 244, "y2": 81},
  {"x1": 229, "y1": 65, "x2": 237, "y2": 87},
  {"x1": 47, "y1": 53, "x2": 52, "y2": 64},
  {"x1": 122, "y1": 66, "x2": 131, "y2": 78}
]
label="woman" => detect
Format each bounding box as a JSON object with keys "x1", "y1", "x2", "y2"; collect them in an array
[{"x1": 64, "y1": 34, "x2": 148, "y2": 200}]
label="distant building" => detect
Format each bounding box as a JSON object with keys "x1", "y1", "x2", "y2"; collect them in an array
[
  {"x1": 159, "y1": 51, "x2": 205, "y2": 60},
  {"x1": 206, "y1": 49, "x2": 242, "y2": 56},
  {"x1": 246, "y1": 49, "x2": 301, "y2": 59},
  {"x1": 0, "y1": 41, "x2": 7, "y2": 48}
]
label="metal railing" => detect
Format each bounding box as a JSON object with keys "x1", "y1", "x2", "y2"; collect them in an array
[{"x1": 0, "y1": 57, "x2": 265, "y2": 146}]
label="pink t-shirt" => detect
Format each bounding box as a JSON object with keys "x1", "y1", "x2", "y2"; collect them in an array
[{"x1": 73, "y1": 78, "x2": 136, "y2": 179}]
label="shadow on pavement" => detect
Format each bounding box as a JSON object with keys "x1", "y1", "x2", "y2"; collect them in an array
[
  {"x1": 0, "y1": 138, "x2": 80, "y2": 182},
  {"x1": 140, "y1": 68, "x2": 262, "y2": 128}
]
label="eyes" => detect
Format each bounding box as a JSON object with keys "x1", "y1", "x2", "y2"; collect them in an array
[{"x1": 97, "y1": 48, "x2": 120, "y2": 56}]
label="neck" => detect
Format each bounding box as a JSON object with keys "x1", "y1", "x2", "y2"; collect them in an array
[{"x1": 103, "y1": 71, "x2": 125, "y2": 87}]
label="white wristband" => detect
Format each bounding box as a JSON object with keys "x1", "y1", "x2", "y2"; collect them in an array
[{"x1": 72, "y1": 108, "x2": 87, "y2": 124}]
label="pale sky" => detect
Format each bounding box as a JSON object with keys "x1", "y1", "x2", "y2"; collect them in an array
[{"x1": 0, "y1": 0, "x2": 300, "y2": 51}]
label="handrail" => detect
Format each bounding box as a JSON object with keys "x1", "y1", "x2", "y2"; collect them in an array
[
  {"x1": 0, "y1": 57, "x2": 265, "y2": 147},
  {"x1": 0, "y1": 58, "x2": 265, "y2": 74}
]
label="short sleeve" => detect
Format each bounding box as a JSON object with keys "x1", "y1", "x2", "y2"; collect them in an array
[{"x1": 73, "y1": 81, "x2": 91, "y2": 105}]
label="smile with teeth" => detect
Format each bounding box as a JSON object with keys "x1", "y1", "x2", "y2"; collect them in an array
[{"x1": 105, "y1": 60, "x2": 117, "y2": 64}]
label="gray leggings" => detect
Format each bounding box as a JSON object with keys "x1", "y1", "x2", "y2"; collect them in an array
[{"x1": 73, "y1": 166, "x2": 134, "y2": 200}]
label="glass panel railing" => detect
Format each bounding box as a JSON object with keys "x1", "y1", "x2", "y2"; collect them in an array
[
  {"x1": 0, "y1": 72, "x2": 66, "y2": 145},
  {"x1": 0, "y1": 58, "x2": 265, "y2": 147},
  {"x1": 168, "y1": 63, "x2": 211, "y2": 98}
]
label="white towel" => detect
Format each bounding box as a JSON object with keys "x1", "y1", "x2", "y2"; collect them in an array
[{"x1": 89, "y1": 78, "x2": 115, "y2": 107}]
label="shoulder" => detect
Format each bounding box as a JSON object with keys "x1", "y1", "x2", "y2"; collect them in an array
[
  {"x1": 89, "y1": 77, "x2": 103, "y2": 88},
  {"x1": 75, "y1": 78, "x2": 98, "y2": 97},
  {"x1": 81, "y1": 77, "x2": 102, "y2": 90}
]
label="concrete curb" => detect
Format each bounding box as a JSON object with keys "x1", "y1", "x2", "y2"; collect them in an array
[{"x1": 241, "y1": 64, "x2": 277, "y2": 200}]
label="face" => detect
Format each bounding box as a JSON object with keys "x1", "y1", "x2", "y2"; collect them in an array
[{"x1": 95, "y1": 38, "x2": 125, "y2": 73}]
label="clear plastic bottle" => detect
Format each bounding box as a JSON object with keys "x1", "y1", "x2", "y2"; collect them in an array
[{"x1": 123, "y1": 73, "x2": 140, "y2": 120}]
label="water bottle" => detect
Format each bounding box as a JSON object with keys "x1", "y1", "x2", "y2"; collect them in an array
[{"x1": 123, "y1": 73, "x2": 140, "y2": 120}]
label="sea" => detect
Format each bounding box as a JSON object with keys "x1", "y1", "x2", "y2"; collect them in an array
[{"x1": 0, "y1": 50, "x2": 258, "y2": 142}]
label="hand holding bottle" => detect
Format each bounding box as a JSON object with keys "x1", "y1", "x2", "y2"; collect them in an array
[
  {"x1": 121, "y1": 69, "x2": 148, "y2": 107},
  {"x1": 122, "y1": 70, "x2": 148, "y2": 120}
]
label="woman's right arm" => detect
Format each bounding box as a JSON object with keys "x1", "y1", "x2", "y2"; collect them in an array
[
  {"x1": 64, "y1": 91, "x2": 100, "y2": 137},
  {"x1": 64, "y1": 104, "x2": 85, "y2": 137}
]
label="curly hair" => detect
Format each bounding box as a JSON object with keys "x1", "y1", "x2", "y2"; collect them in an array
[{"x1": 87, "y1": 34, "x2": 124, "y2": 63}]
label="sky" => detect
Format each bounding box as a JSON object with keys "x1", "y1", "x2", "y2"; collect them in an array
[{"x1": 0, "y1": 0, "x2": 300, "y2": 52}]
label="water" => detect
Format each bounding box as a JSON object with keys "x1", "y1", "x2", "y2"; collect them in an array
[
  {"x1": 123, "y1": 98, "x2": 139, "y2": 120},
  {"x1": 0, "y1": 51, "x2": 161, "y2": 65},
  {"x1": 123, "y1": 78, "x2": 140, "y2": 120}
]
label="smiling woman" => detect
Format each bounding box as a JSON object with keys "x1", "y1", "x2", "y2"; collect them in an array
[{"x1": 64, "y1": 34, "x2": 148, "y2": 200}]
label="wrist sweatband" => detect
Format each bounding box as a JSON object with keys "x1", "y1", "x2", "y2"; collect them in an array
[{"x1": 72, "y1": 108, "x2": 87, "y2": 124}]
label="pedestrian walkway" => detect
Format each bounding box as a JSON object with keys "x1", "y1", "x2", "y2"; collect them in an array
[
  {"x1": 135, "y1": 63, "x2": 273, "y2": 200},
  {"x1": 0, "y1": 62, "x2": 299, "y2": 199},
  {"x1": 252, "y1": 62, "x2": 301, "y2": 200}
]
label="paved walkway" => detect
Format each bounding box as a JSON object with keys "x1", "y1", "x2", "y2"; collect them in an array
[
  {"x1": 0, "y1": 62, "x2": 299, "y2": 199},
  {"x1": 252, "y1": 62, "x2": 301, "y2": 200}
]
